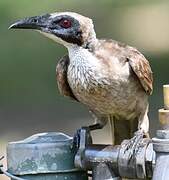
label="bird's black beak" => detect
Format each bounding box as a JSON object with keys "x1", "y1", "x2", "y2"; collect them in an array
[{"x1": 9, "y1": 14, "x2": 51, "y2": 30}]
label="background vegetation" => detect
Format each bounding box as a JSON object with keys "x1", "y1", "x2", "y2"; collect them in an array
[{"x1": 0, "y1": 1, "x2": 169, "y2": 179}]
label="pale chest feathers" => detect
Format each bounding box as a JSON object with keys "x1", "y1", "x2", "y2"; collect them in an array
[
  {"x1": 67, "y1": 47, "x2": 131, "y2": 93},
  {"x1": 67, "y1": 47, "x2": 142, "y2": 116}
]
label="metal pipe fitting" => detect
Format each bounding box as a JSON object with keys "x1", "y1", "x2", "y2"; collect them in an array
[
  {"x1": 152, "y1": 85, "x2": 169, "y2": 180},
  {"x1": 152, "y1": 153, "x2": 169, "y2": 180},
  {"x1": 75, "y1": 138, "x2": 155, "y2": 179}
]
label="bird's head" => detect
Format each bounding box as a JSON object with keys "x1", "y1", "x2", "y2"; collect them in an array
[{"x1": 9, "y1": 12, "x2": 96, "y2": 48}]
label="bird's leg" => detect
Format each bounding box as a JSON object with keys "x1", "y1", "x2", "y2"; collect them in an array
[
  {"x1": 123, "y1": 111, "x2": 150, "y2": 160},
  {"x1": 123, "y1": 129, "x2": 148, "y2": 160},
  {"x1": 88, "y1": 122, "x2": 106, "y2": 131},
  {"x1": 89, "y1": 111, "x2": 108, "y2": 131},
  {"x1": 73, "y1": 112, "x2": 107, "y2": 149}
]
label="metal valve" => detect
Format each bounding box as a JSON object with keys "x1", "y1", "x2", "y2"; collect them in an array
[{"x1": 152, "y1": 85, "x2": 169, "y2": 180}]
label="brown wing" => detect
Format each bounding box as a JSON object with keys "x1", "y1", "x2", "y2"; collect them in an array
[
  {"x1": 127, "y1": 47, "x2": 153, "y2": 95},
  {"x1": 56, "y1": 55, "x2": 78, "y2": 101}
]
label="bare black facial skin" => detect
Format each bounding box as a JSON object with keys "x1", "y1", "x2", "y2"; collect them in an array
[
  {"x1": 10, "y1": 14, "x2": 83, "y2": 46},
  {"x1": 49, "y1": 15, "x2": 83, "y2": 45}
]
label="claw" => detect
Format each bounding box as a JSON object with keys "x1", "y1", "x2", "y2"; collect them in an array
[{"x1": 123, "y1": 130, "x2": 147, "y2": 161}]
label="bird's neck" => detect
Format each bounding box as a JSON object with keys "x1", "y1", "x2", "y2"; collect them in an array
[
  {"x1": 67, "y1": 41, "x2": 99, "y2": 68},
  {"x1": 67, "y1": 37, "x2": 97, "y2": 53},
  {"x1": 66, "y1": 33, "x2": 98, "y2": 65},
  {"x1": 82, "y1": 32, "x2": 97, "y2": 49},
  {"x1": 67, "y1": 45, "x2": 86, "y2": 62}
]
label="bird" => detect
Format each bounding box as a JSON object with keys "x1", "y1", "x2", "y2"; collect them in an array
[{"x1": 9, "y1": 12, "x2": 153, "y2": 150}]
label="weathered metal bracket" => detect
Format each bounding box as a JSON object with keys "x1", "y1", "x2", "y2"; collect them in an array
[
  {"x1": 74, "y1": 128, "x2": 155, "y2": 179},
  {"x1": 6, "y1": 132, "x2": 88, "y2": 180}
]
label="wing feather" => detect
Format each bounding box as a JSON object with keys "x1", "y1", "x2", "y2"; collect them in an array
[
  {"x1": 127, "y1": 48, "x2": 153, "y2": 95},
  {"x1": 56, "y1": 55, "x2": 78, "y2": 101}
]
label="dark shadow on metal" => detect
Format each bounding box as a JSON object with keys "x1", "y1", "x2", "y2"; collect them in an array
[{"x1": 0, "y1": 167, "x2": 28, "y2": 180}]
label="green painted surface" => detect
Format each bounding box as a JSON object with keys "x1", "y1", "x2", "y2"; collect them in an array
[{"x1": 8, "y1": 133, "x2": 88, "y2": 179}]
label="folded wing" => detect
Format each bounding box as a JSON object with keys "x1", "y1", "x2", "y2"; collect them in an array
[
  {"x1": 127, "y1": 47, "x2": 153, "y2": 95},
  {"x1": 56, "y1": 55, "x2": 78, "y2": 101}
]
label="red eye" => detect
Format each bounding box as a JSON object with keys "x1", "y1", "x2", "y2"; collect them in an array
[{"x1": 60, "y1": 19, "x2": 72, "y2": 28}]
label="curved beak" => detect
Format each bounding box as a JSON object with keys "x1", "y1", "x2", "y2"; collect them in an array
[{"x1": 9, "y1": 14, "x2": 51, "y2": 30}]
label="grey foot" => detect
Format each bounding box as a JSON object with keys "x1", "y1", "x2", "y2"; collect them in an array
[{"x1": 124, "y1": 130, "x2": 147, "y2": 161}]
